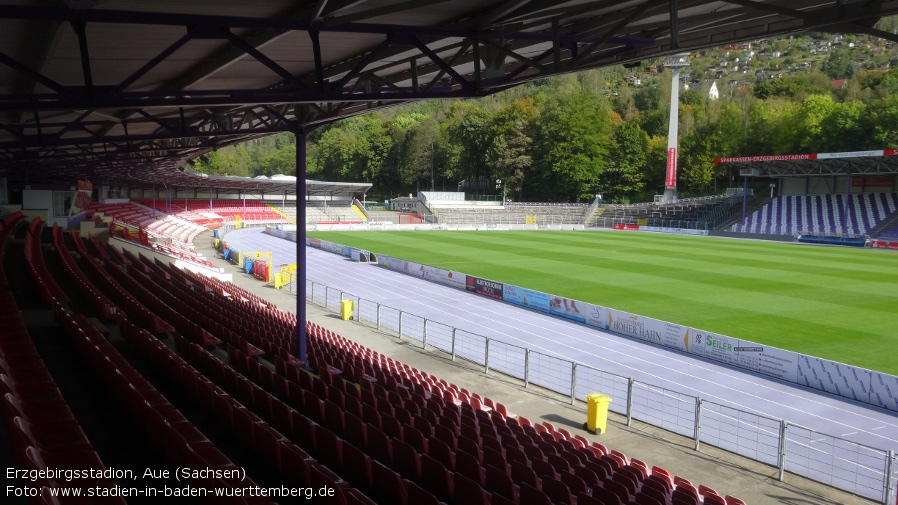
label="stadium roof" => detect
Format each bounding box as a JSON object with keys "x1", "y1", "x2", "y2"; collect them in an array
[
  {"x1": 2, "y1": 1, "x2": 898, "y2": 190},
  {"x1": 713, "y1": 149, "x2": 898, "y2": 177}
]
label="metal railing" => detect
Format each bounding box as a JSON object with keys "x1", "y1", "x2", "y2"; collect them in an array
[{"x1": 290, "y1": 278, "x2": 897, "y2": 504}]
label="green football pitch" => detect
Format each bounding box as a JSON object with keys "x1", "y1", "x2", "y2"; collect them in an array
[{"x1": 306, "y1": 230, "x2": 898, "y2": 375}]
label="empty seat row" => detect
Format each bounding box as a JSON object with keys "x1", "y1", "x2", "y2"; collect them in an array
[
  {"x1": 53, "y1": 306, "x2": 274, "y2": 505},
  {"x1": 0, "y1": 287, "x2": 120, "y2": 503}
]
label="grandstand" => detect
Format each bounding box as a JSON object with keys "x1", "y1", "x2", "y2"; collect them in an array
[
  {"x1": 714, "y1": 151, "x2": 898, "y2": 241},
  {"x1": 419, "y1": 192, "x2": 589, "y2": 226},
  {"x1": 0, "y1": 211, "x2": 765, "y2": 505},
  {"x1": 437, "y1": 202, "x2": 588, "y2": 226},
  {"x1": 132, "y1": 198, "x2": 290, "y2": 226},
  {"x1": 727, "y1": 193, "x2": 898, "y2": 236},
  {"x1": 589, "y1": 194, "x2": 748, "y2": 230}
]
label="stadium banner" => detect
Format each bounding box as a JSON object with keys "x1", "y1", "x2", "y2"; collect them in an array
[
  {"x1": 869, "y1": 372, "x2": 898, "y2": 411},
  {"x1": 549, "y1": 295, "x2": 591, "y2": 324},
  {"x1": 503, "y1": 285, "x2": 550, "y2": 313},
  {"x1": 797, "y1": 356, "x2": 873, "y2": 404},
  {"x1": 418, "y1": 263, "x2": 467, "y2": 290},
  {"x1": 690, "y1": 330, "x2": 798, "y2": 382},
  {"x1": 378, "y1": 254, "x2": 411, "y2": 275},
  {"x1": 581, "y1": 303, "x2": 608, "y2": 330},
  {"x1": 263, "y1": 227, "x2": 297, "y2": 242},
  {"x1": 317, "y1": 238, "x2": 348, "y2": 257},
  {"x1": 466, "y1": 275, "x2": 504, "y2": 300},
  {"x1": 612, "y1": 224, "x2": 639, "y2": 231},
  {"x1": 749, "y1": 346, "x2": 799, "y2": 383},
  {"x1": 607, "y1": 309, "x2": 688, "y2": 351},
  {"x1": 639, "y1": 226, "x2": 708, "y2": 236}
]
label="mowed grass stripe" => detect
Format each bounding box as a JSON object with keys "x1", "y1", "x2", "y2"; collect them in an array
[{"x1": 307, "y1": 231, "x2": 898, "y2": 374}]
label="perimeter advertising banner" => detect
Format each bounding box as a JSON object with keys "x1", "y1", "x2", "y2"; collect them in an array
[
  {"x1": 466, "y1": 275, "x2": 504, "y2": 300},
  {"x1": 798, "y1": 356, "x2": 872, "y2": 403},
  {"x1": 639, "y1": 226, "x2": 708, "y2": 236},
  {"x1": 690, "y1": 330, "x2": 799, "y2": 382},
  {"x1": 869, "y1": 372, "x2": 898, "y2": 411},
  {"x1": 418, "y1": 263, "x2": 467, "y2": 290},
  {"x1": 607, "y1": 309, "x2": 688, "y2": 351},
  {"x1": 503, "y1": 285, "x2": 550, "y2": 313},
  {"x1": 378, "y1": 254, "x2": 411, "y2": 274},
  {"x1": 503, "y1": 285, "x2": 608, "y2": 327}
]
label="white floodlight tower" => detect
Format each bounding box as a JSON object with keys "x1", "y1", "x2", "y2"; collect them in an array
[{"x1": 663, "y1": 53, "x2": 690, "y2": 204}]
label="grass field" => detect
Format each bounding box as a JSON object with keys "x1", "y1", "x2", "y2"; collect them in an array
[{"x1": 307, "y1": 230, "x2": 898, "y2": 375}]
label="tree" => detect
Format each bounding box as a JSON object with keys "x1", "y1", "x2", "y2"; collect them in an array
[
  {"x1": 680, "y1": 88, "x2": 703, "y2": 106},
  {"x1": 531, "y1": 90, "x2": 613, "y2": 201},
  {"x1": 821, "y1": 48, "x2": 853, "y2": 79},
  {"x1": 261, "y1": 145, "x2": 296, "y2": 176},
  {"x1": 794, "y1": 94, "x2": 836, "y2": 152},
  {"x1": 819, "y1": 100, "x2": 867, "y2": 151},
  {"x1": 744, "y1": 98, "x2": 801, "y2": 154},
  {"x1": 634, "y1": 85, "x2": 662, "y2": 111},
  {"x1": 446, "y1": 104, "x2": 495, "y2": 192},
  {"x1": 867, "y1": 94, "x2": 898, "y2": 146},
  {"x1": 403, "y1": 118, "x2": 440, "y2": 192},
  {"x1": 604, "y1": 121, "x2": 648, "y2": 201}
]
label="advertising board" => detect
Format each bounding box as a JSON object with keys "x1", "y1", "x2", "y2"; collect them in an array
[{"x1": 466, "y1": 275, "x2": 504, "y2": 300}]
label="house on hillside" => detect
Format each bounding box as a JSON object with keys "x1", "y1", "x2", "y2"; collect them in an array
[{"x1": 708, "y1": 81, "x2": 719, "y2": 100}]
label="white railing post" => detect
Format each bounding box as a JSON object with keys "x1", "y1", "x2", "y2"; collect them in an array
[
  {"x1": 778, "y1": 421, "x2": 788, "y2": 481},
  {"x1": 694, "y1": 398, "x2": 702, "y2": 451},
  {"x1": 484, "y1": 338, "x2": 490, "y2": 374},
  {"x1": 570, "y1": 362, "x2": 577, "y2": 406},
  {"x1": 451, "y1": 328, "x2": 456, "y2": 361},
  {"x1": 398, "y1": 311, "x2": 403, "y2": 339},
  {"x1": 524, "y1": 349, "x2": 530, "y2": 388},
  {"x1": 884, "y1": 450, "x2": 895, "y2": 505},
  {"x1": 422, "y1": 318, "x2": 427, "y2": 349},
  {"x1": 626, "y1": 378, "x2": 634, "y2": 426}
]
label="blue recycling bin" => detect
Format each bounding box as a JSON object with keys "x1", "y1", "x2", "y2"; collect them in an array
[
  {"x1": 223, "y1": 249, "x2": 230, "y2": 260},
  {"x1": 245, "y1": 258, "x2": 255, "y2": 274},
  {"x1": 213, "y1": 229, "x2": 219, "y2": 238}
]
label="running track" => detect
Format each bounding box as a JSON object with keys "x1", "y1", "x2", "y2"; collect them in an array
[{"x1": 224, "y1": 228, "x2": 898, "y2": 458}]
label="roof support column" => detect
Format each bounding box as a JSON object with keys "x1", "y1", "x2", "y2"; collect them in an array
[{"x1": 296, "y1": 127, "x2": 308, "y2": 365}]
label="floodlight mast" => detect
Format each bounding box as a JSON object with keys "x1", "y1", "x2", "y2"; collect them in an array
[{"x1": 663, "y1": 53, "x2": 690, "y2": 204}]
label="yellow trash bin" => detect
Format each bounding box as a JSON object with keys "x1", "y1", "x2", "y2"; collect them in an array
[
  {"x1": 340, "y1": 299, "x2": 354, "y2": 321},
  {"x1": 585, "y1": 393, "x2": 612, "y2": 434}
]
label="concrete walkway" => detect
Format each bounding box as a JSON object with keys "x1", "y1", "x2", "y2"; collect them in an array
[{"x1": 195, "y1": 230, "x2": 876, "y2": 505}]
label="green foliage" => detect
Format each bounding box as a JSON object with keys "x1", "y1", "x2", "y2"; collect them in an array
[
  {"x1": 605, "y1": 121, "x2": 648, "y2": 200},
  {"x1": 679, "y1": 88, "x2": 703, "y2": 106},
  {"x1": 634, "y1": 85, "x2": 662, "y2": 111},
  {"x1": 531, "y1": 90, "x2": 612, "y2": 201},
  {"x1": 753, "y1": 76, "x2": 814, "y2": 99},
  {"x1": 821, "y1": 48, "x2": 853, "y2": 79}
]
